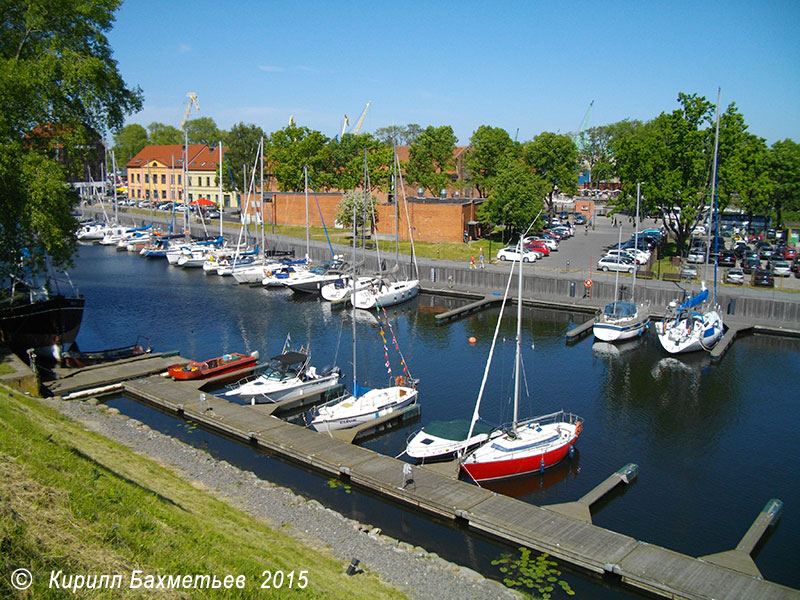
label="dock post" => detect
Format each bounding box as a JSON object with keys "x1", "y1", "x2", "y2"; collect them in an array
[
  {"x1": 544, "y1": 463, "x2": 638, "y2": 523},
  {"x1": 700, "y1": 499, "x2": 783, "y2": 577}
]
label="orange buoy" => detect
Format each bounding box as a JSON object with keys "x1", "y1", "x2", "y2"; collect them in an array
[{"x1": 468, "y1": 336, "x2": 477, "y2": 344}]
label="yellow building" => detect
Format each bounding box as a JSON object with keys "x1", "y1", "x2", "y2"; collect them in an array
[{"x1": 186, "y1": 145, "x2": 235, "y2": 208}]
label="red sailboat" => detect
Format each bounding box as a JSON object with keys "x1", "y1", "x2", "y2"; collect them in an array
[
  {"x1": 460, "y1": 234, "x2": 583, "y2": 483},
  {"x1": 168, "y1": 351, "x2": 259, "y2": 381}
]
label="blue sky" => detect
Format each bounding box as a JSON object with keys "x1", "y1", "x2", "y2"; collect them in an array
[{"x1": 108, "y1": 0, "x2": 800, "y2": 145}]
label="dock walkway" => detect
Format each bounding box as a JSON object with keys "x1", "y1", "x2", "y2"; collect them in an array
[{"x1": 47, "y1": 365, "x2": 800, "y2": 600}]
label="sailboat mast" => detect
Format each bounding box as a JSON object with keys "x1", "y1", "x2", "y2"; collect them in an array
[
  {"x1": 304, "y1": 166, "x2": 310, "y2": 261},
  {"x1": 183, "y1": 130, "x2": 189, "y2": 239},
  {"x1": 218, "y1": 141, "x2": 224, "y2": 238},
  {"x1": 710, "y1": 89, "x2": 722, "y2": 306},
  {"x1": 613, "y1": 224, "x2": 622, "y2": 303},
  {"x1": 633, "y1": 183, "x2": 641, "y2": 299},
  {"x1": 351, "y1": 196, "x2": 358, "y2": 394},
  {"x1": 260, "y1": 137, "x2": 265, "y2": 258},
  {"x1": 513, "y1": 238, "x2": 523, "y2": 429},
  {"x1": 111, "y1": 149, "x2": 118, "y2": 224}
]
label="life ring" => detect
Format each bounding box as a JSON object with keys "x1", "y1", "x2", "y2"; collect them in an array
[
  {"x1": 395, "y1": 376, "x2": 405, "y2": 387},
  {"x1": 584, "y1": 279, "x2": 593, "y2": 288}
]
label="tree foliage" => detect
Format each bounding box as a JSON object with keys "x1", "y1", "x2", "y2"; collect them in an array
[
  {"x1": 147, "y1": 122, "x2": 182, "y2": 146},
  {"x1": 335, "y1": 189, "x2": 377, "y2": 231},
  {"x1": 112, "y1": 123, "x2": 148, "y2": 166},
  {"x1": 769, "y1": 139, "x2": 800, "y2": 224},
  {"x1": 405, "y1": 125, "x2": 457, "y2": 195},
  {"x1": 477, "y1": 157, "x2": 546, "y2": 238},
  {"x1": 464, "y1": 125, "x2": 517, "y2": 198},
  {"x1": 522, "y1": 132, "x2": 578, "y2": 218},
  {"x1": 0, "y1": 0, "x2": 142, "y2": 276},
  {"x1": 613, "y1": 92, "x2": 752, "y2": 253},
  {"x1": 221, "y1": 122, "x2": 265, "y2": 195},
  {"x1": 185, "y1": 116, "x2": 222, "y2": 146},
  {"x1": 265, "y1": 124, "x2": 330, "y2": 192}
]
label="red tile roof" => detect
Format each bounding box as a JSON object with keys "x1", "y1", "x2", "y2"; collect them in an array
[{"x1": 126, "y1": 144, "x2": 208, "y2": 169}]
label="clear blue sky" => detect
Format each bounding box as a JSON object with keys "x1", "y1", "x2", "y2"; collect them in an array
[{"x1": 108, "y1": 0, "x2": 800, "y2": 145}]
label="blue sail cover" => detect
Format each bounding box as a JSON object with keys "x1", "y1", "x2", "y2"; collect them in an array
[
  {"x1": 680, "y1": 288, "x2": 708, "y2": 310},
  {"x1": 353, "y1": 381, "x2": 372, "y2": 398},
  {"x1": 604, "y1": 301, "x2": 636, "y2": 318}
]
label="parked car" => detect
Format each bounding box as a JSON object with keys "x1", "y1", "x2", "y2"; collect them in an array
[
  {"x1": 574, "y1": 214, "x2": 586, "y2": 225},
  {"x1": 597, "y1": 255, "x2": 637, "y2": 273},
  {"x1": 783, "y1": 247, "x2": 798, "y2": 261},
  {"x1": 497, "y1": 246, "x2": 538, "y2": 262},
  {"x1": 741, "y1": 256, "x2": 761, "y2": 273},
  {"x1": 687, "y1": 246, "x2": 706, "y2": 263},
  {"x1": 717, "y1": 250, "x2": 737, "y2": 267},
  {"x1": 757, "y1": 243, "x2": 774, "y2": 259},
  {"x1": 524, "y1": 240, "x2": 550, "y2": 256},
  {"x1": 752, "y1": 268, "x2": 774, "y2": 287},
  {"x1": 769, "y1": 259, "x2": 792, "y2": 277},
  {"x1": 725, "y1": 268, "x2": 745, "y2": 285},
  {"x1": 679, "y1": 264, "x2": 699, "y2": 280}
]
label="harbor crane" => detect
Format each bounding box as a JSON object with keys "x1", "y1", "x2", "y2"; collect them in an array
[
  {"x1": 179, "y1": 92, "x2": 200, "y2": 130},
  {"x1": 572, "y1": 100, "x2": 594, "y2": 152},
  {"x1": 352, "y1": 101, "x2": 370, "y2": 135}
]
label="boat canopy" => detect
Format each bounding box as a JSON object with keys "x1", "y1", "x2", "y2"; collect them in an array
[
  {"x1": 680, "y1": 288, "x2": 709, "y2": 310},
  {"x1": 269, "y1": 351, "x2": 308, "y2": 366},
  {"x1": 604, "y1": 301, "x2": 637, "y2": 318}
]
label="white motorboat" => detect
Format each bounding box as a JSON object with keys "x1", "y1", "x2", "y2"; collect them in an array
[{"x1": 224, "y1": 350, "x2": 341, "y2": 404}]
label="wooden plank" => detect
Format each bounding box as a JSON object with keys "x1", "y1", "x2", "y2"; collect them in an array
[
  {"x1": 618, "y1": 544, "x2": 800, "y2": 600},
  {"x1": 467, "y1": 494, "x2": 640, "y2": 573},
  {"x1": 47, "y1": 355, "x2": 181, "y2": 396}
]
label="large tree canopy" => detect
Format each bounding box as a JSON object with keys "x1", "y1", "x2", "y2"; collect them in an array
[
  {"x1": 464, "y1": 125, "x2": 517, "y2": 198},
  {"x1": 522, "y1": 132, "x2": 578, "y2": 219},
  {"x1": 0, "y1": 0, "x2": 142, "y2": 276},
  {"x1": 112, "y1": 123, "x2": 148, "y2": 166},
  {"x1": 613, "y1": 92, "x2": 748, "y2": 253},
  {"x1": 405, "y1": 125, "x2": 457, "y2": 196}
]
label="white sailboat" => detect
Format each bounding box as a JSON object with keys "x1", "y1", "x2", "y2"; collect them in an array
[
  {"x1": 308, "y1": 189, "x2": 418, "y2": 433},
  {"x1": 352, "y1": 148, "x2": 419, "y2": 310},
  {"x1": 656, "y1": 90, "x2": 725, "y2": 354},
  {"x1": 594, "y1": 187, "x2": 650, "y2": 342},
  {"x1": 459, "y1": 234, "x2": 582, "y2": 482}
]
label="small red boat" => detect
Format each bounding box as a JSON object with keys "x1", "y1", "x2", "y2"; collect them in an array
[{"x1": 168, "y1": 351, "x2": 259, "y2": 381}]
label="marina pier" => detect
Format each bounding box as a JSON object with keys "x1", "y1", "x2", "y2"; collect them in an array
[{"x1": 44, "y1": 357, "x2": 800, "y2": 600}]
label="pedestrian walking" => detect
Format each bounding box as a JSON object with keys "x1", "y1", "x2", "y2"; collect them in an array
[
  {"x1": 478, "y1": 248, "x2": 485, "y2": 269},
  {"x1": 469, "y1": 256, "x2": 477, "y2": 269},
  {"x1": 463, "y1": 229, "x2": 469, "y2": 244}
]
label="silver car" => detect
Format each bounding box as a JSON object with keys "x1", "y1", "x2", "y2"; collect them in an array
[{"x1": 725, "y1": 267, "x2": 745, "y2": 284}]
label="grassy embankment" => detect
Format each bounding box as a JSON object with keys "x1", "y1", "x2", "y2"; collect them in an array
[{"x1": 0, "y1": 386, "x2": 405, "y2": 599}]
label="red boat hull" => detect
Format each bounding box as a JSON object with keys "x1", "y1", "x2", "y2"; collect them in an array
[
  {"x1": 168, "y1": 353, "x2": 256, "y2": 380},
  {"x1": 460, "y1": 436, "x2": 578, "y2": 482}
]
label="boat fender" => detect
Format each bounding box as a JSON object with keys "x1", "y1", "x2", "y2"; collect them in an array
[
  {"x1": 569, "y1": 445, "x2": 575, "y2": 458},
  {"x1": 540, "y1": 457, "x2": 545, "y2": 473},
  {"x1": 395, "y1": 375, "x2": 405, "y2": 387}
]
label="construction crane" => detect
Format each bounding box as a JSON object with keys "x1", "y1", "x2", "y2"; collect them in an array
[
  {"x1": 339, "y1": 114, "x2": 350, "y2": 139},
  {"x1": 572, "y1": 100, "x2": 594, "y2": 151},
  {"x1": 179, "y1": 92, "x2": 200, "y2": 130},
  {"x1": 351, "y1": 101, "x2": 371, "y2": 135}
]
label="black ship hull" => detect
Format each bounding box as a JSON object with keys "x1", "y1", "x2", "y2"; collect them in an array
[{"x1": 0, "y1": 294, "x2": 85, "y2": 360}]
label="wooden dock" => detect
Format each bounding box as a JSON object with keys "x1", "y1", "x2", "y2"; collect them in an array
[
  {"x1": 566, "y1": 317, "x2": 597, "y2": 339},
  {"x1": 435, "y1": 295, "x2": 503, "y2": 323},
  {"x1": 45, "y1": 363, "x2": 800, "y2": 600}
]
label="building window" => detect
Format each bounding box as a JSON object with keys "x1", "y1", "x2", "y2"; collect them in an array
[
  {"x1": 206, "y1": 177, "x2": 210, "y2": 187},
  {"x1": 188, "y1": 194, "x2": 193, "y2": 202},
  {"x1": 161, "y1": 174, "x2": 166, "y2": 184},
  {"x1": 187, "y1": 176, "x2": 192, "y2": 186},
  {"x1": 178, "y1": 174, "x2": 181, "y2": 185},
  {"x1": 144, "y1": 174, "x2": 149, "y2": 183}
]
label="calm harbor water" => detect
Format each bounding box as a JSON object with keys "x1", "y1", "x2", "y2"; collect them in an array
[{"x1": 69, "y1": 244, "x2": 800, "y2": 593}]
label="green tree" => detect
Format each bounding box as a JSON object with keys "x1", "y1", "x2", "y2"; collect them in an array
[
  {"x1": 768, "y1": 139, "x2": 800, "y2": 225},
  {"x1": 614, "y1": 92, "x2": 747, "y2": 254},
  {"x1": 477, "y1": 158, "x2": 547, "y2": 240},
  {"x1": 374, "y1": 125, "x2": 406, "y2": 146},
  {"x1": 464, "y1": 125, "x2": 516, "y2": 198},
  {"x1": 265, "y1": 123, "x2": 329, "y2": 192},
  {"x1": 323, "y1": 133, "x2": 391, "y2": 192},
  {"x1": 147, "y1": 122, "x2": 182, "y2": 145},
  {"x1": 0, "y1": 0, "x2": 142, "y2": 276},
  {"x1": 335, "y1": 189, "x2": 376, "y2": 231},
  {"x1": 221, "y1": 122, "x2": 265, "y2": 195},
  {"x1": 522, "y1": 132, "x2": 578, "y2": 220},
  {"x1": 404, "y1": 124, "x2": 423, "y2": 144},
  {"x1": 185, "y1": 116, "x2": 222, "y2": 146},
  {"x1": 112, "y1": 123, "x2": 148, "y2": 166},
  {"x1": 405, "y1": 125, "x2": 457, "y2": 195}
]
